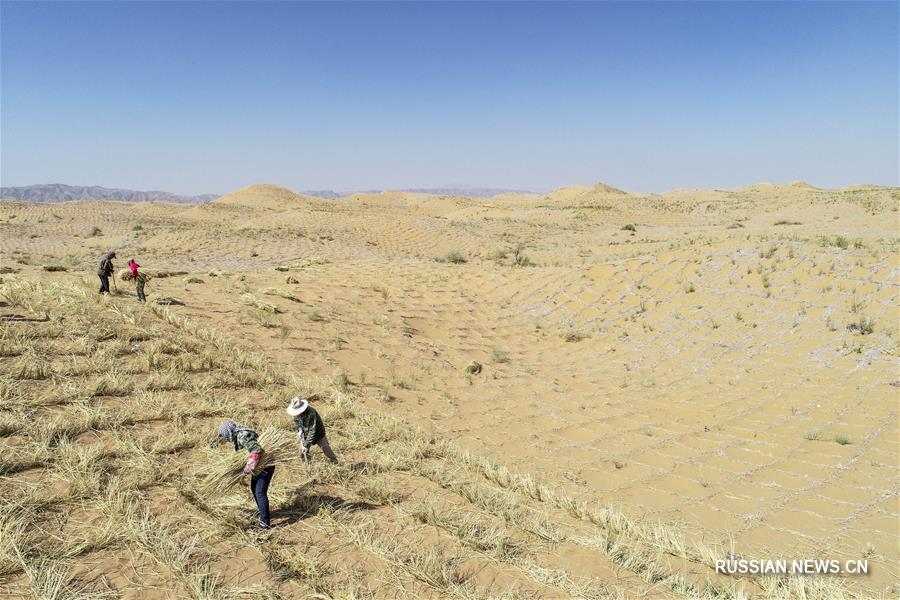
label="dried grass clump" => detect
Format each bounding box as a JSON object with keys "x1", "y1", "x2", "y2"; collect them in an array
[
  {"x1": 197, "y1": 427, "x2": 298, "y2": 497},
  {"x1": 12, "y1": 350, "x2": 50, "y2": 380},
  {"x1": 259, "y1": 288, "x2": 302, "y2": 303},
  {"x1": 0, "y1": 505, "x2": 34, "y2": 575},
  {"x1": 407, "y1": 498, "x2": 523, "y2": 560},
  {"x1": 241, "y1": 293, "x2": 281, "y2": 314},
  {"x1": 291, "y1": 257, "x2": 330, "y2": 269},
  {"x1": 154, "y1": 296, "x2": 185, "y2": 306}
]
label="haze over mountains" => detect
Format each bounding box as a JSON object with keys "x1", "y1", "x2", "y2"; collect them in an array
[{"x1": 0, "y1": 183, "x2": 535, "y2": 203}]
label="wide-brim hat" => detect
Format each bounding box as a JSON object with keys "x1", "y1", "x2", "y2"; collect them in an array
[{"x1": 286, "y1": 396, "x2": 309, "y2": 416}]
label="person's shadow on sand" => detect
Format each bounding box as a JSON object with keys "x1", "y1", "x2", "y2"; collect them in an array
[{"x1": 271, "y1": 491, "x2": 379, "y2": 527}]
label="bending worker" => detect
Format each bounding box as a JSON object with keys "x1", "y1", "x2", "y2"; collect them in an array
[{"x1": 286, "y1": 397, "x2": 338, "y2": 463}]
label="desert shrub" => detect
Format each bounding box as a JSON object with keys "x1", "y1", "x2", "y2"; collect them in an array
[
  {"x1": 487, "y1": 248, "x2": 509, "y2": 262},
  {"x1": 132, "y1": 224, "x2": 143, "y2": 231},
  {"x1": 42, "y1": 265, "x2": 67, "y2": 272},
  {"x1": 834, "y1": 433, "x2": 852, "y2": 445},
  {"x1": 819, "y1": 235, "x2": 851, "y2": 249},
  {"x1": 491, "y1": 348, "x2": 510, "y2": 364},
  {"x1": 511, "y1": 245, "x2": 534, "y2": 267},
  {"x1": 774, "y1": 220, "x2": 801, "y2": 226},
  {"x1": 307, "y1": 309, "x2": 322, "y2": 322},
  {"x1": 442, "y1": 250, "x2": 466, "y2": 264},
  {"x1": 848, "y1": 316, "x2": 875, "y2": 335},
  {"x1": 621, "y1": 223, "x2": 636, "y2": 232},
  {"x1": 513, "y1": 253, "x2": 535, "y2": 267}
]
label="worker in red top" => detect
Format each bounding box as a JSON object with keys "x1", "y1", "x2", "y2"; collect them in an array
[{"x1": 127, "y1": 259, "x2": 146, "y2": 302}]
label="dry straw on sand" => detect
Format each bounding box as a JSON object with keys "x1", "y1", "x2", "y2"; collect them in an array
[{"x1": 198, "y1": 427, "x2": 298, "y2": 497}]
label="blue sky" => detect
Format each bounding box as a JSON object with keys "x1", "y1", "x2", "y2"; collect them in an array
[{"x1": 1, "y1": 1, "x2": 897, "y2": 194}]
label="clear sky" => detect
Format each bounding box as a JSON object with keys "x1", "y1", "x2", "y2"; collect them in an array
[{"x1": 1, "y1": 1, "x2": 897, "y2": 194}]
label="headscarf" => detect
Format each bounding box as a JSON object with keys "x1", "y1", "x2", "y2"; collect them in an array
[
  {"x1": 218, "y1": 420, "x2": 237, "y2": 441},
  {"x1": 218, "y1": 420, "x2": 252, "y2": 451}
]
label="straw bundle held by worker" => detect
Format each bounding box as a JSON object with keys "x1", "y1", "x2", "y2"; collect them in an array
[{"x1": 199, "y1": 426, "x2": 297, "y2": 497}]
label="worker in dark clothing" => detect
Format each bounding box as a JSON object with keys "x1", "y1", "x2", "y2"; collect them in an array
[
  {"x1": 286, "y1": 397, "x2": 338, "y2": 463},
  {"x1": 97, "y1": 250, "x2": 116, "y2": 294}
]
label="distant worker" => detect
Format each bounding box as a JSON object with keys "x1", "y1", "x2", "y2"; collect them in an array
[
  {"x1": 128, "y1": 259, "x2": 147, "y2": 302},
  {"x1": 217, "y1": 421, "x2": 274, "y2": 530},
  {"x1": 97, "y1": 250, "x2": 116, "y2": 295},
  {"x1": 286, "y1": 397, "x2": 338, "y2": 463}
]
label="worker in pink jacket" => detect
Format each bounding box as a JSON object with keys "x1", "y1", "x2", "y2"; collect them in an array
[{"x1": 127, "y1": 259, "x2": 146, "y2": 302}]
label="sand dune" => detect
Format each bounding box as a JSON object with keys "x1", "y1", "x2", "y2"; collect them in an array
[{"x1": 0, "y1": 182, "x2": 897, "y2": 598}]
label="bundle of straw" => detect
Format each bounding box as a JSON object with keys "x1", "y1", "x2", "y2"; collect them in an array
[
  {"x1": 118, "y1": 268, "x2": 134, "y2": 281},
  {"x1": 198, "y1": 427, "x2": 298, "y2": 497}
]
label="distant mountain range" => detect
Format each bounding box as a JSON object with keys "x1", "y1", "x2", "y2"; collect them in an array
[
  {"x1": 0, "y1": 184, "x2": 220, "y2": 204},
  {"x1": 1, "y1": 183, "x2": 535, "y2": 203}
]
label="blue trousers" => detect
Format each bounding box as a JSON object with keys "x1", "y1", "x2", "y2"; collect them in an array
[
  {"x1": 98, "y1": 275, "x2": 110, "y2": 294},
  {"x1": 251, "y1": 465, "x2": 275, "y2": 526}
]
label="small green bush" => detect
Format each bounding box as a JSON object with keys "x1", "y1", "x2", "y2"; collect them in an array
[
  {"x1": 444, "y1": 250, "x2": 466, "y2": 264},
  {"x1": 491, "y1": 348, "x2": 510, "y2": 364},
  {"x1": 819, "y1": 235, "x2": 851, "y2": 249},
  {"x1": 834, "y1": 433, "x2": 852, "y2": 446}
]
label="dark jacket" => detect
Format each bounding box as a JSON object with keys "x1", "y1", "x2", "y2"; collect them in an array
[
  {"x1": 234, "y1": 428, "x2": 263, "y2": 454},
  {"x1": 97, "y1": 252, "x2": 115, "y2": 276},
  {"x1": 234, "y1": 428, "x2": 264, "y2": 473},
  {"x1": 293, "y1": 406, "x2": 326, "y2": 448}
]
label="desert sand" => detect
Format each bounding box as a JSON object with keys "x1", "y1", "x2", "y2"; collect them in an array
[{"x1": 0, "y1": 182, "x2": 897, "y2": 598}]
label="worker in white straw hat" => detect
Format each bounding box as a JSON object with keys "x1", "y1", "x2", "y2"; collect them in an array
[{"x1": 286, "y1": 396, "x2": 338, "y2": 463}]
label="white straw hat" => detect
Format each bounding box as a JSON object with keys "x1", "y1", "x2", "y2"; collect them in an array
[{"x1": 286, "y1": 396, "x2": 309, "y2": 416}]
